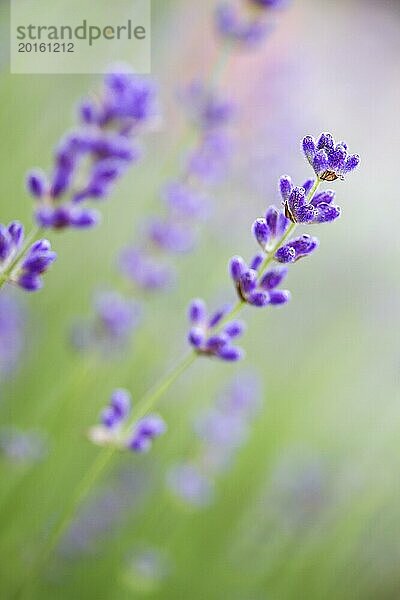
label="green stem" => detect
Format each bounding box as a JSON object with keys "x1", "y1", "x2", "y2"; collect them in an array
[
  {"x1": 0, "y1": 225, "x2": 42, "y2": 291},
  {"x1": 16, "y1": 351, "x2": 197, "y2": 598}
]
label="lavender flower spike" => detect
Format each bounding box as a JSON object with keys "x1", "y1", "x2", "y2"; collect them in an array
[
  {"x1": 187, "y1": 299, "x2": 245, "y2": 361},
  {"x1": 302, "y1": 133, "x2": 360, "y2": 181},
  {"x1": 279, "y1": 175, "x2": 341, "y2": 224},
  {"x1": 0, "y1": 222, "x2": 56, "y2": 292}
]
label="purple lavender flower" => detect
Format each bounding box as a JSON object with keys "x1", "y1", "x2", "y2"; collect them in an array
[
  {"x1": 147, "y1": 218, "x2": 196, "y2": 254},
  {"x1": 119, "y1": 247, "x2": 174, "y2": 291},
  {"x1": 101, "y1": 389, "x2": 132, "y2": 430},
  {"x1": 275, "y1": 235, "x2": 319, "y2": 263},
  {"x1": 279, "y1": 175, "x2": 341, "y2": 224},
  {"x1": 186, "y1": 130, "x2": 233, "y2": 183},
  {"x1": 229, "y1": 255, "x2": 290, "y2": 307},
  {"x1": 71, "y1": 291, "x2": 141, "y2": 355},
  {"x1": 248, "y1": 0, "x2": 290, "y2": 8},
  {"x1": 0, "y1": 292, "x2": 25, "y2": 377},
  {"x1": 302, "y1": 133, "x2": 360, "y2": 181},
  {"x1": 127, "y1": 415, "x2": 167, "y2": 454},
  {"x1": 179, "y1": 80, "x2": 235, "y2": 131},
  {"x1": 0, "y1": 223, "x2": 56, "y2": 292},
  {"x1": 187, "y1": 299, "x2": 245, "y2": 361},
  {"x1": 27, "y1": 69, "x2": 159, "y2": 231},
  {"x1": 0, "y1": 426, "x2": 47, "y2": 463},
  {"x1": 162, "y1": 181, "x2": 209, "y2": 220},
  {"x1": 215, "y1": 3, "x2": 272, "y2": 47}
]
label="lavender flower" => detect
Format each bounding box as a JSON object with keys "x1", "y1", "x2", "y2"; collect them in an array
[
  {"x1": 280, "y1": 175, "x2": 340, "y2": 224},
  {"x1": 187, "y1": 132, "x2": 359, "y2": 358},
  {"x1": 119, "y1": 247, "x2": 174, "y2": 291},
  {"x1": 179, "y1": 80, "x2": 235, "y2": 131},
  {"x1": 27, "y1": 69, "x2": 159, "y2": 231},
  {"x1": 89, "y1": 390, "x2": 166, "y2": 454},
  {"x1": 0, "y1": 222, "x2": 56, "y2": 292},
  {"x1": 302, "y1": 132, "x2": 360, "y2": 181},
  {"x1": 215, "y1": 4, "x2": 272, "y2": 47},
  {"x1": 230, "y1": 255, "x2": 290, "y2": 306},
  {"x1": 167, "y1": 375, "x2": 261, "y2": 508},
  {"x1": 127, "y1": 415, "x2": 167, "y2": 454},
  {"x1": 71, "y1": 291, "x2": 141, "y2": 356},
  {"x1": 187, "y1": 299, "x2": 245, "y2": 361}
]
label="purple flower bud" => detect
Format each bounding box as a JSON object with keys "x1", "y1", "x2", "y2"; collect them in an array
[
  {"x1": 312, "y1": 150, "x2": 329, "y2": 176},
  {"x1": 79, "y1": 100, "x2": 97, "y2": 124},
  {"x1": 223, "y1": 320, "x2": 246, "y2": 339},
  {"x1": 279, "y1": 175, "x2": 292, "y2": 202},
  {"x1": 101, "y1": 407, "x2": 119, "y2": 429},
  {"x1": 317, "y1": 132, "x2": 334, "y2": 151},
  {"x1": 302, "y1": 178, "x2": 315, "y2": 196},
  {"x1": 110, "y1": 389, "x2": 131, "y2": 420},
  {"x1": 239, "y1": 269, "x2": 258, "y2": 294},
  {"x1": 250, "y1": 253, "x2": 264, "y2": 271},
  {"x1": 17, "y1": 273, "x2": 43, "y2": 292},
  {"x1": 269, "y1": 290, "x2": 291, "y2": 305},
  {"x1": 209, "y1": 305, "x2": 231, "y2": 328},
  {"x1": 247, "y1": 291, "x2": 270, "y2": 307},
  {"x1": 343, "y1": 154, "x2": 360, "y2": 174},
  {"x1": 229, "y1": 256, "x2": 247, "y2": 283},
  {"x1": 310, "y1": 190, "x2": 335, "y2": 206},
  {"x1": 136, "y1": 415, "x2": 166, "y2": 438},
  {"x1": 0, "y1": 226, "x2": 12, "y2": 262},
  {"x1": 328, "y1": 144, "x2": 346, "y2": 172},
  {"x1": 128, "y1": 436, "x2": 152, "y2": 453},
  {"x1": 314, "y1": 203, "x2": 341, "y2": 223},
  {"x1": 216, "y1": 346, "x2": 244, "y2": 362},
  {"x1": 206, "y1": 334, "x2": 229, "y2": 352},
  {"x1": 70, "y1": 207, "x2": 100, "y2": 229},
  {"x1": 8, "y1": 222, "x2": 24, "y2": 249},
  {"x1": 302, "y1": 136, "x2": 316, "y2": 163},
  {"x1": 275, "y1": 245, "x2": 296, "y2": 264},
  {"x1": 188, "y1": 299, "x2": 207, "y2": 325},
  {"x1": 259, "y1": 267, "x2": 288, "y2": 290},
  {"x1": 26, "y1": 170, "x2": 48, "y2": 199},
  {"x1": 188, "y1": 327, "x2": 206, "y2": 349},
  {"x1": 252, "y1": 218, "x2": 270, "y2": 248}
]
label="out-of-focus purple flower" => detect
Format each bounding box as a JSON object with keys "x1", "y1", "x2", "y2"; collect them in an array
[
  {"x1": 186, "y1": 130, "x2": 233, "y2": 183},
  {"x1": 127, "y1": 414, "x2": 167, "y2": 454},
  {"x1": 0, "y1": 224, "x2": 56, "y2": 292},
  {"x1": 275, "y1": 234, "x2": 319, "y2": 263},
  {"x1": 0, "y1": 426, "x2": 48, "y2": 463},
  {"x1": 162, "y1": 182, "x2": 209, "y2": 220},
  {"x1": 124, "y1": 546, "x2": 172, "y2": 591},
  {"x1": 179, "y1": 80, "x2": 235, "y2": 130},
  {"x1": 71, "y1": 291, "x2": 141, "y2": 355},
  {"x1": 249, "y1": 0, "x2": 290, "y2": 9},
  {"x1": 0, "y1": 292, "x2": 25, "y2": 377},
  {"x1": 60, "y1": 467, "x2": 151, "y2": 558},
  {"x1": 27, "y1": 68, "x2": 159, "y2": 231},
  {"x1": 279, "y1": 175, "x2": 341, "y2": 224},
  {"x1": 302, "y1": 133, "x2": 360, "y2": 181},
  {"x1": 167, "y1": 464, "x2": 214, "y2": 508},
  {"x1": 167, "y1": 374, "x2": 261, "y2": 508},
  {"x1": 147, "y1": 219, "x2": 196, "y2": 254},
  {"x1": 119, "y1": 247, "x2": 174, "y2": 291},
  {"x1": 215, "y1": 3, "x2": 272, "y2": 47},
  {"x1": 187, "y1": 299, "x2": 245, "y2": 361}
]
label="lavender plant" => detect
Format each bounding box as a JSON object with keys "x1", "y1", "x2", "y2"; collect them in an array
[{"x1": 0, "y1": 69, "x2": 158, "y2": 293}]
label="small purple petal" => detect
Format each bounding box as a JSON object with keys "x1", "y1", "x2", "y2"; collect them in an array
[{"x1": 188, "y1": 299, "x2": 207, "y2": 325}]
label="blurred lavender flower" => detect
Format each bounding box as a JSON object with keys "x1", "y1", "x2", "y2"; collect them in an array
[
  {"x1": 0, "y1": 291, "x2": 25, "y2": 377},
  {"x1": 60, "y1": 467, "x2": 151, "y2": 558},
  {"x1": 0, "y1": 221, "x2": 56, "y2": 292},
  {"x1": 0, "y1": 427, "x2": 47, "y2": 464},
  {"x1": 27, "y1": 68, "x2": 159, "y2": 231},
  {"x1": 71, "y1": 290, "x2": 141, "y2": 356},
  {"x1": 187, "y1": 299, "x2": 245, "y2": 362},
  {"x1": 215, "y1": 3, "x2": 272, "y2": 47},
  {"x1": 178, "y1": 79, "x2": 235, "y2": 131},
  {"x1": 89, "y1": 389, "x2": 166, "y2": 455},
  {"x1": 167, "y1": 374, "x2": 261, "y2": 508}
]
